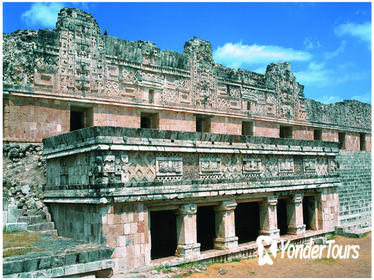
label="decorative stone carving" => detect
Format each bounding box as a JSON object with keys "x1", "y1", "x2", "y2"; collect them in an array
[
  {"x1": 243, "y1": 158, "x2": 262, "y2": 176},
  {"x1": 303, "y1": 158, "x2": 316, "y2": 173},
  {"x1": 279, "y1": 157, "x2": 294, "y2": 174},
  {"x1": 214, "y1": 200, "x2": 237, "y2": 211},
  {"x1": 156, "y1": 157, "x2": 183, "y2": 176},
  {"x1": 92, "y1": 153, "x2": 128, "y2": 184},
  {"x1": 199, "y1": 157, "x2": 221, "y2": 175},
  {"x1": 178, "y1": 203, "x2": 197, "y2": 215}
]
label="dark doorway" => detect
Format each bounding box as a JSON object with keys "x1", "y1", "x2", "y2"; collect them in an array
[
  {"x1": 277, "y1": 199, "x2": 288, "y2": 235},
  {"x1": 303, "y1": 196, "x2": 315, "y2": 230},
  {"x1": 338, "y1": 132, "x2": 345, "y2": 149},
  {"x1": 314, "y1": 129, "x2": 322, "y2": 140},
  {"x1": 150, "y1": 210, "x2": 177, "y2": 259},
  {"x1": 70, "y1": 110, "x2": 84, "y2": 131},
  {"x1": 280, "y1": 126, "x2": 293, "y2": 139},
  {"x1": 242, "y1": 122, "x2": 254, "y2": 136},
  {"x1": 70, "y1": 107, "x2": 93, "y2": 131},
  {"x1": 235, "y1": 202, "x2": 260, "y2": 243},
  {"x1": 197, "y1": 206, "x2": 215, "y2": 251},
  {"x1": 141, "y1": 113, "x2": 158, "y2": 129},
  {"x1": 196, "y1": 116, "x2": 211, "y2": 133},
  {"x1": 360, "y1": 133, "x2": 366, "y2": 151}
]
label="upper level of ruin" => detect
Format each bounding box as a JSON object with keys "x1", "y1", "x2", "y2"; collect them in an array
[{"x1": 3, "y1": 7, "x2": 371, "y2": 132}]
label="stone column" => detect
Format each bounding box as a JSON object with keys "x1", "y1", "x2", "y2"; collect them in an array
[
  {"x1": 175, "y1": 204, "x2": 200, "y2": 257},
  {"x1": 259, "y1": 196, "x2": 280, "y2": 238},
  {"x1": 287, "y1": 194, "x2": 306, "y2": 235},
  {"x1": 214, "y1": 200, "x2": 238, "y2": 250}
]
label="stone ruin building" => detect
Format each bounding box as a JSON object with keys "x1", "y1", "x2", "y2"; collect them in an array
[{"x1": 3, "y1": 7, "x2": 371, "y2": 276}]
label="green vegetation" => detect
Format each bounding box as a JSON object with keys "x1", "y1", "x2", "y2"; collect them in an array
[{"x1": 3, "y1": 231, "x2": 45, "y2": 257}]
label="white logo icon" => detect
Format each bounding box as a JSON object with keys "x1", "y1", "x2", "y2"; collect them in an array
[{"x1": 256, "y1": 235, "x2": 278, "y2": 265}]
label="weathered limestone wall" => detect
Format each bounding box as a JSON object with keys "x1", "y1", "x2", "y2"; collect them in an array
[
  {"x1": 3, "y1": 95, "x2": 69, "y2": 142},
  {"x1": 104, "y1": 203, "x2": 149, "y2": 272},
  {"x1": 48, "y1": 203, "x2": 107, "y2": 243},
  {"x1": 293, "y1": 126, "x2": 313, "y2": 140},
  {"x1": 210, "y1": 116, "x2": 241, "y2": 135},
  {"x1": 319, "y1": 188, "x2": 340, "y2": 231},
  {"x1": 344, "y1": 132, "x2": 360, "y2": 151},
  {"x1": 322, "y1": 129, "x2": 339, "y2": 142},
  {"x1": 93, "y1": 104, "x2": 139, "y2": 128},
  {"x1": 336, "y1": 151, "x2": 371, "y2": 230},
  {"x1": 158, "y1": 111, "x2": 195, "y2": 132},
  {"x1": 253, "y1": 120, "x2": 279, "y2": 137}
]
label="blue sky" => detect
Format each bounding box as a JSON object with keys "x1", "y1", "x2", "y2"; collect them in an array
[{"x1": 3, "y1": 2, "x2": 371, "y2": 104}]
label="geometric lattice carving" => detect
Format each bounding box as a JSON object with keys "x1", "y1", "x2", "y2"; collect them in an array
[{"x1": 128, "y1": 152, "x2": 156, "y2": 183}]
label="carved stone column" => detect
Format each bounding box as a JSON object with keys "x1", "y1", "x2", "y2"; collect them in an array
[
  {"x1": 175, "y1": 204, "x2": 200, "y2": 257},
  {"x1": 213, "y1": 200, "x2": 238, "y2": 250},
  {"x1": 259, "y1": 196, "x2": 280, "y2": 238},
  {"x1": 287, "y1": 194, "x2": 306, "y2": 235}
]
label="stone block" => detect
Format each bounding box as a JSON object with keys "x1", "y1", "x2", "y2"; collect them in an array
[
  {"x1": 99, "y1": 248, "x2": 114, "y2": 260},
  {"x1": 64, "y1": 252, "x2": 78, "y2": 266},
  {"x1": 116, "y1": 235, "x2": 126, "y2": 247},
  {"x1": 7, "y1": 205, "x2": 18, "y2": 223},
  {"x1": 85, "y1": 260, "x2": 102, "y2": 272},
  {"x1": 33, "y1": 270, "x2": 51, "y2": 278},
  {"x1": 78, "y1": 251, "x2": 89, "y2": 263},
  {"x1": 38, "y1": 256, "x2": 51, "y2": 270},
  {"x1": 51, "y1": 255, "x2": 65, "y2": 267},
  {"x1": 64, "y1": 263, "x2": 86, "y2": 276},
  {"x1": 23, "y1": 258, "x2": 38, "y2": 272},
  {"x1": 3, "y1": 260, "x2": 23, "y2": 275},
  {"x1": 5, "y1": 223, "x2": 27, "y2": 232},
  {"x1": 51, "y1": 267, "x2": 65, "y2": 277},
  {"x1": 124, "y1": 223, "x2": 131, "y2": 235},
  {"x1": 88, "y1": 250, "x2": 100, "y2": 262}
]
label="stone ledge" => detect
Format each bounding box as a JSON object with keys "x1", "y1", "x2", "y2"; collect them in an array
[{"x1": 3, "y1": 259, "x2": 115, "y2": 278}]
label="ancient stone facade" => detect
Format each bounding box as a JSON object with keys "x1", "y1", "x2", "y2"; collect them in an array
[
  {"x1": 2, "y1": 7, "x2": 371, "y2": 275},
  {"x1": 42, "y1": 127, "x2": 341, "y2": 272},
  {"x1": 3, "y1": 8, "x2": 371, "y2": 151}
]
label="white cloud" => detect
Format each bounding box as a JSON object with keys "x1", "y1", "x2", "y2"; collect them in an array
[
  {"x1": 213, "y1": 42, "x2": 312, "y2": 69},
  {"x1": 303, "y1": 38, "x2": 321, "y2": 50},
  {"x1": 294, "y1": 62, "x2": 331, "y2": 87},
  {"x1": 351, "y1": 93, "x2": 371, "y2": 104},
  {"x1": 21, "y1": 3, "x2": 64, "y2": 28},
  {"x1": 334, "y1": 22, "x2": 371, "y2": 47},
  {"x1": 324, "y1": 40, "x2": 346, "y2": 59},
  {"x1": 315, "y1": 95, "x2": 343, "y2": 104}
]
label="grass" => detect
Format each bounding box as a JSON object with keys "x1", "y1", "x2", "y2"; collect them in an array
[
  {"x1": 3, "y1": 247, "x2": 43, "y2": 257},
  {"x1": 154, "y1": 264, "x2": 172, "y2": 273},
  {"x1": 3, "y1": 231, "x2": 45, "y2": 257}
]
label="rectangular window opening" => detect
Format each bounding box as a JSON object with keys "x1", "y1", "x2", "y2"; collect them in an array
[
  {"x1": 338, "y1": 132, "x2": 345, "y2": 149},
  {"x1": 141, "y1": 112, "x2": 158, "y2": 129},
  {"x1": 280, "y1": 125, "x2": 293, "y2": 139},
  {"x1": 196, "y1": 116, "x2": 210, "y2": 133},
  {"x1": 242, "y1": 121, "x2": 254, "y2": 136},
  {"x1": 70, "y1": 106, "x2": 93, "y2": 131},
  {"x1": 360, "y1": 133, "x2": 366, "y2": 151},
  {"x1": 246, "y1": 101, "x2": 251, "y2": 111},
  {"x1": 314, "y1": 129, "x2": 322, "y2": 140},
  {"x1": 149, "y1": 89, "x2": 154, "y2": 103}
]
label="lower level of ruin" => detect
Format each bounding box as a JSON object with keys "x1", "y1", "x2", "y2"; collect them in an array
[
  {"x1": 40, "y1": 127, "x2": 342, "y2": 273},
  {"x1": 46, "y1": 188, "x2": 338, "y2": 272}
]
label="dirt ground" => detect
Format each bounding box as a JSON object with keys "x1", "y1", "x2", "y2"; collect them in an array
[{"x1": 188, "y1": 233, "x2": 371, "y2": 278}]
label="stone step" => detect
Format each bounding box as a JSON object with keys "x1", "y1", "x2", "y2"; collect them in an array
[
  {"x1": 33, "y1": 229, "x2": 58, "y2": 236},
  {"x1": 18, "y1": 215, "x2": 44, "y2": 225},
  {"x1": 27, "y1": 222, "x2": 55, "y2": 231}
]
